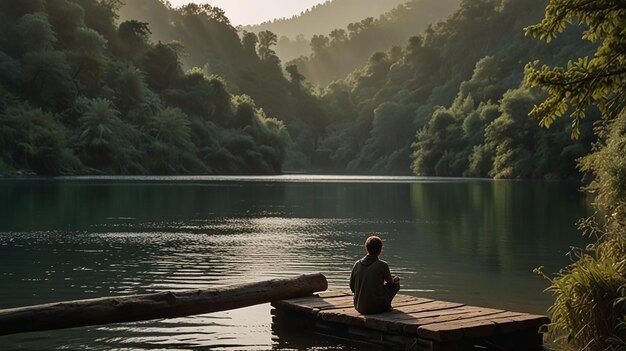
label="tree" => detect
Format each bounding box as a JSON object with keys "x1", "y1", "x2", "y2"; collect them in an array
[
  {"x1": 524, "y1": 0, "x2": 626, "y2": 139},
  {"x1": 111, "y1": 64, "x2": 149, "y2": 116},
  {"x1": 329, "y1": 29, "x2": 347, "y2": 44},
  {"x1": 257, "y1": 30, "x2": 278, "y2": 61},
  {"x1": 45, "y1": 0, "x2": 85, "y2": 45},
  {"x1": 0, "y1": 99, "x2": 76, "y2": 175},
  {"x1": 285, "y1": 64, "x2": 304, "y2": 85},
  {"x1": 310, "y1": 34, "x2": 329, "y2": 56},
  {"x1": 146, "y1": 107, "x2": 203, "y2": 173},
  {"x1": 67, "y1": 27, "x2": 107, "y2": 94},
  {"x1": 116, "y1": 20, "x2": 151, "y2": 60},
  {"x1": 241, "y1": 31, "x2": 258, "y2": 56},
  {"x1": 23, "y1": 50, "x2": 75, "y2": 110},
  {"x1": 16, "y1": 12, "x2": 57, "y2": 52},
  {"x1": 76, "y1": 98, "x2": 137, "y2": 172},
  {"x1": 141, "y1": 42, "x2": 180, "y2": 91}
]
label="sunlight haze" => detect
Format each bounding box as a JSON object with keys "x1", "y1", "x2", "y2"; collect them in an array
[{"x1": 166, "y1": 0, "x2": 327, "y2": 25}]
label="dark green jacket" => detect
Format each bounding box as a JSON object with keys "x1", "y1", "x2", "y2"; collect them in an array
[{"x1": 349, "y1": 254, "x2": 394, "y2": 314}]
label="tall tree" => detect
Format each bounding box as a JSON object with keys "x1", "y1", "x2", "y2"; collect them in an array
[{"x1": 257, "y1": 30, "x2": 278, "y2": 61}]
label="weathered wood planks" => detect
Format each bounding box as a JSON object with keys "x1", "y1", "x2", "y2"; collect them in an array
[{"x1": 271, "y1": 290, "x2": 549, "y2": 351}]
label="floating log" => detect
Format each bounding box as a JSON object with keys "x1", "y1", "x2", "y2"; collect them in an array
[{"x1": 0, "y1": 273, "x2": 327, "y2": 336}]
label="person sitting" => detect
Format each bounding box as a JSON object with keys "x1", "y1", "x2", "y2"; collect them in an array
[{"x1": 349, "y1": 235, "x2": 401, "y2": 314}]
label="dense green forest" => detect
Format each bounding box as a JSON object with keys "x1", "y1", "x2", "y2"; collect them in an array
[
  {"x1": 311, "y1": 0, "x2": 598, "y2": 179},
  {"x1": 0, "y1": 0, "x2": 288, "y2": 175},
  {"x1": 118, "y1": 0, "x2": 334, "y2": 170},
  {"x1": 0, "y1": 0, "x2": 603, "y2": 180},
  {"x1": 288, "y1": 0, "x2": 460, "y2": 85}
]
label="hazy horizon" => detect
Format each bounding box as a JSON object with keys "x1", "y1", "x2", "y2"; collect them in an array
[{"x1": 167, "y1": 0, "x2": 327, "y2": 26}]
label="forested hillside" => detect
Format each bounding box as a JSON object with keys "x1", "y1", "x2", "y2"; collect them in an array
[
  {"x1": 0, "y1": 0, "x2": 287, "y2": 175},
  {"x1": 289, "y1": 0, "x2": 460, "y2": 85},
  {"x1": 242, "y1": 0, "x2": 407, "y2": 41},
  {"x1": 313, "y1": 0, "x2": 598, "y2": 179},
  {"x1": 118, "y1": 0, "x2": 338, "y2": 170},
  {"x1": 0, "y1": 0, "x2": 600, "y2": 180}
]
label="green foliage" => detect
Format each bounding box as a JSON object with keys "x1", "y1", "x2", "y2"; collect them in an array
[
  {"x1": 580, "y1": 112, "x2": 626, "y2": 217},
  {"x1": 485, "y1": 87, "x2": 541, "y2": 179},
  {"x1": 524, "y1": 0, "x2": 626, "y2": 138},
  {"x1": 16, "y1": 12, "x2": 57, "y2": 52},
  {"x1": 110, "y1": 64, "x2": 149, "y2": 115},
  {"x1": 0, "y1": 93, "x2": 79, "y2": 175},
  {"x1": 67, "y1": 27, "x2": 107, "y2": 94},
  {"x1": 141, "y1": 42, "x2": 181, "y2": 91},
  {"x1": 23, "y1": 50, "x2": 75, "y2": 110},
  {"x1": 115, "y1": 20, "x2": 151, "y2": 60},
  {"x1": 76, "y1": 98, "x2": 134, "y2": 172},
  {"x1": 145, "y1": 107, "x2": 205, "y2": 174},
  {"x1": 539, "y1": 214, "x2": 626, "y2": 351},
  {"x1": 467, "y1": 145, "x2": 492, "y2": 177},
  {"x1": 525, "y1": 2, "x2": 626, "y2": 349},
  {"x1": 258, "y1": 30, "x2": 278, "y2": 61},
  {"x1": 0, "y1": 0, "x2": 288, "y2": 176}
]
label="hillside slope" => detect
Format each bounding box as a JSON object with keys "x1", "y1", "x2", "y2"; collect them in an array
[
  {"x1": 313, "y1": 0, "x2": 597, "y2": 178},
  {"x1": 290, "y1": 0, "x2": 460, "y2": 85},
  {"x1": 242, "y1": 0, "x2": 407, "y2": 39}
]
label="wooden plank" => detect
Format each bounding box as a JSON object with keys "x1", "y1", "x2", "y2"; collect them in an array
[
  {"x1": 391, "y1": 307, "x2": 505, "y2": 334},
  {"x1": 391, "y1": 300, "x2": 465, "y2": 314},
  {"x1": 493, "y1": 314, "x2": 550, "y2": 334},
  {"x1": 411, "y1": 309, "x2": 509, "y2": 326},
  {"x1": 398, "y1": 306, "x2": 499, "y2": 323},
  {"x1": 318, "y1": 290, "x2": 352, "y2": 298},
  {"x1": 362, "y1": 302, "x2": 466, "y2": 333},
  {"x1": 317, "y1": 300, "x2": 464, "y2": 333},
  {"x1": 392, "y1": 296, "x2": 436, "y2": 308},
  {"x1": 283, "y1": 295, "x2": 354, "y2": 309},
  {"x1": 419, "y1": 318, "x2": 496, "y2": 342},
  {"x1": 276, "y1": 294, "x2": 350, "y2": 305},
  {"x1": 318, "y1": 307, "x2": 366, "y2": 326},
  {"x1": 417, "y1": 311, "x2": 528, "y2": 342},
  {"x1": 272, "y1": 295, "x2": 355, "y2": 315}
]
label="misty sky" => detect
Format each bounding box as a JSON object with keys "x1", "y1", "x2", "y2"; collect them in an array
[{"x1": 167, "y1": 0, "x2": 327, "y2": 26}]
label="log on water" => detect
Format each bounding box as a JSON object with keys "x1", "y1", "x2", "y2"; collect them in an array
[{"x1": 0, "y1": 273, "x2": 327, "y2": 336}]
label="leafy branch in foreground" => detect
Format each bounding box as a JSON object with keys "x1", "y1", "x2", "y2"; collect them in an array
[{"x1": 524, "y1": 0, "x2": 626, "y2": 138}]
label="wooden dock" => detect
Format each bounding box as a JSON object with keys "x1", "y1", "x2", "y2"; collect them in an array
[{"x1": 271, "y1": 290, "x2": 549, "y2": 351}]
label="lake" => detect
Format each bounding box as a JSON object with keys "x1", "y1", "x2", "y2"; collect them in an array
[{"x1": 0, "y1": 176, "x2": 591, "y2": 350}]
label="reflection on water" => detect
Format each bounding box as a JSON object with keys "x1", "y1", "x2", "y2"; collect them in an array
[{"x1": 0, "y1": 177, "x2": 591, "y2": 350}]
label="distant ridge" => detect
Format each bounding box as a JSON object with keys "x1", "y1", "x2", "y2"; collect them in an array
[
  {"x1": 289, "y1": 0, "x2": 461, "y2": 85},
  {"x1": 242, "y1": 0, "x2": 407, "y2": 39}
]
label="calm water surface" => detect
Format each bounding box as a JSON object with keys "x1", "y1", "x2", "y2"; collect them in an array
[{"x1": 0, "y1": 176, "x2": 591, "y2": 350}]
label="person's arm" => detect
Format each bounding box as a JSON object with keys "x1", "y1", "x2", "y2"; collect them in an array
[
  {"x1": 382, "y1": 262, "x2": 394, "y2": 285},
  {"x1": 349, "y1": 262, "x2": 356, "y2": 293}
]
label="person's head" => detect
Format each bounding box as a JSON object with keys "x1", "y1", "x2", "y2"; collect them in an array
[{"x1": 365, "y1": 235, "x2": 383, "y2": 256}]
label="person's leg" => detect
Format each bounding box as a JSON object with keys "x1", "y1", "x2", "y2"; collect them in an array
[{"x1": 384, "y1": 282, "x2": 400, "y2": 307}]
